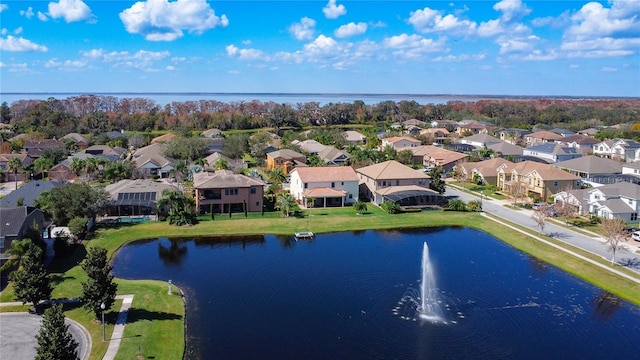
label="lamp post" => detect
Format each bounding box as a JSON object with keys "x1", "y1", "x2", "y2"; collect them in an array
[
  {"x1": 480, "y1": 191, "x2": 484, "y2": 211},
  {"x1": 168, "y1": 280, "x2": 172, "y2": 295},
  {"x1": 100, "y1": 302, "x2": 106, "y2": 341}
]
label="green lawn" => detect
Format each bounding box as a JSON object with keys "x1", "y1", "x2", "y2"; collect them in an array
[{"x1": 2, "y1": 208, "x2": 640, "y2": 359}]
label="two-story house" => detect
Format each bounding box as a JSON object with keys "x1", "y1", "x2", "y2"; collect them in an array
[
  {"x1": 266, "y1": 149, "x2": 306, "y2": 175},
  {"x1": 523, "y1": 143, "x2": 583, "y2": 163},
  {"x1": 524, "y1": 131, "x2": 563, "y2": 146},
  {"x1": 0, "y1": 206, "x2": 48, "y2": 265},
  {"x1": 497, "y1": 161, "x2": 581, "y2": 201},
  {"x1": 456, "y1": 158, "x2": 514, "y2": 186},
  {"x1": 356, "y1": 160, "x2": 443, "y2": 207},
  {"x1": 381, "y1": 136, "x2": 421, "y2": 151},
  {"x1": 587, "y1": 182, "x2": 640, "y2": 222},
  {"x1": 289, "y1": 166, "x2": 359, "y2": 207},
  {"x1": 193, "y1": 170, "x2": 265, "y2": 215}
]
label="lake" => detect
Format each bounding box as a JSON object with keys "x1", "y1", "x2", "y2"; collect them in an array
[{"x1": 112, "y1": 227, "x2": 640, "y2": 359}]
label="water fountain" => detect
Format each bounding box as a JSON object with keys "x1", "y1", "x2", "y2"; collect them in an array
[{"x1": 417, "y1": 242, "x2": 444, "y2": 321}]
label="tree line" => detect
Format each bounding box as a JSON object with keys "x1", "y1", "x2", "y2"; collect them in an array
[{"x1": 1, "y1": 95, "x2": 638, "y2": 140}]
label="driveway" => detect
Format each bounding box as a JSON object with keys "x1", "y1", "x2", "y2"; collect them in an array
[
  {"x1": 0, "y1": 312, "x2": 91, "y2": 360},
  {"x1": 445, "y1": 186, "x2": 640, "y2": 273}
]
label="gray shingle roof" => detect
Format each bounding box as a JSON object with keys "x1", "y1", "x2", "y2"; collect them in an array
[{"x1": 1, "y1": 181, "x2": 64, "y2": 208}]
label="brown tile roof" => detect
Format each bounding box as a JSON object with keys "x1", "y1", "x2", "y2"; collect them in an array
[
  {"x1": 383, "y1": 136, "x2": 420, "y2": 144},
  {"x1": 460, "y1": 158, "x2": 514, "y2": 177},
  {"x1": 151, "y1": 133, "x2": 177, "y2": 144},
  {"x1": 356, "y1": 160, "x2": 428, "y2": 180},
  {"x1": 502, "y1": 160, "x2": 579, "y2": 181},
  {"x1": 303, "y1": 187, "x2": 347, "y2": 197},
  {"x1": 411, "y1": 145, "x2": 467, "y2": 165},
  {"x1": 193, "y1": 170, "x2": 265, "y2": 189},
  {"x1": 267, "y1": 149, "x2": 305, "y2": 159},
  {"x1": 527, "y1": 131, "x2": 563, "y2": 140},
  {"x1": 291, "y1": 166, "x2": 358, "y2": 182}
]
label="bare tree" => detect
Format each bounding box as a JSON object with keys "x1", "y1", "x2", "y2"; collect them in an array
[
  {"x1": 507, "y1": 180, "x2": 527, "y2": 206},
  {"x1": 600, "y1": 218, "x2": 626, "y2": 266},
  {"x1": 531, "y1": 208, "x2": 549, "y2": 234},
  {"x1": 554, "y1": 187, "x2": 579, "y2": 225}
]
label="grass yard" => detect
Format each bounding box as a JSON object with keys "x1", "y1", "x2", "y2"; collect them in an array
[{"x1": 2, "y1": 207, "x2": 640, "y2": 359}]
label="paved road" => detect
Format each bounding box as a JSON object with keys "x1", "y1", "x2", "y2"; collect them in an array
[
  {"x1": 445, "y1": 187, "x2": 640, "y2": 274},
  {"x1": 0, "y1": 312, "x2": 91, "y2": 360}
]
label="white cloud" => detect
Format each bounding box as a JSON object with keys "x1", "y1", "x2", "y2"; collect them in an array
[
  {"x1": 0, "y1": 35, "x2": 48, "y2": 52},
  {"x1": 602, "y1": 66, "x2": 618, "y2": 72},
  {"x1": 383, "y1": 33, "x2": 447, "y2": 60},
  {"x1": 566, "y1": 1, "x2": 639, "y2": 38},
  {"x1": 48, "y1": 0, "x2": 94, "y2": 23},
  {"x1": 20, "y1": 7, "x2": 35, "y2": 19},
  {"x1": 289, "y1": 17, "x2": 316, "y2": 41},
  {"x1": 561, "y1": 37, "x2": 640, "y2": 58},
  {"x1": 322, "y1": 0, "x2": 346, "y2": 19},
  {"x1": 0, "y1": 4, "x2": 8, "y2": 13},
  {"x1": 79, "y1": 48, "x2": 170, "y2": 70},
  {"x1": 14, "y1": 27, "x2": 23, "y2": 35},
  {"x1": 38, "y1": 12, "x2": 49, "y2": 21},
  {"x1": 493, "y1": 0, "x2": 530, "y2": 22},
  {"x1": 1, "y1": 29, "x2": 7, "y2": 36},
  {"x1": 120, "y1": 0, "x2": 228, "y2": 41},
  {"x1": 226, "y1": 44, "x2": 265, "y2": 61},
  {"x1": 408, "y1": 7, "x2": 476, "y2": 35},
  {"x1": 432, "y1": 53, "x2": 486, "y2": 62},
  {"x1": 334, "y1": 22, "x2": 367, "y2": 38}
]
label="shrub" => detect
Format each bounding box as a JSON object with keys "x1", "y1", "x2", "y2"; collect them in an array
[
  {"x1": 68, "y1": 217, "x2": 89, "y2": 239},
  {"x1": 381, "y1": 201, "x2": 401, "y2": 214},
  {"x1": 445, "y1": 199, "x2": 467, "y2": 211}
]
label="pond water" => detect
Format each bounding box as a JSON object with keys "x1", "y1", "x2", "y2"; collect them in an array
[{"x1": 112, "y1": 227, "x2": 640, "y2": 359}]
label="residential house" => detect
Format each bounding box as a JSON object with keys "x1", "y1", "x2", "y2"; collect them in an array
[
  {"x1": 499, "y1": 128, "x2": 531, "y2": 145},
  {"x1": 48, "y1": 152, "x2": 104, "y2": 182},
  {"x1": 553, "y1": 188, "x2": 588, "y2": 215},
  {"x1": 610, "y1": 139, "x2": 640, "y2": 162},
  {"x1": 356, "y1": 160, "x2": 442, "y2": 207},
  {"x1": 405, "y1": 125, "x2": 423, "y2": 137},
  {"x1": 289, "y1": 166, "x2": 359, "y2": 207},
  {"x1": 381, "y1": 136, "x2": 421, "y2": 151},
  {"x1": 420, "y1": 128, "x2": 450, "y2": 144},
  {"x1": 151, "y1": 133, "x2": 177, "y2": 144},
  {"x1": 622, "y1": 162, "x2": 640, "y2": 177},
  {"x1": 61, "y1": 133, "x2": 90, "y2": 150},
  {"x1": 592, "y1": 139, "x2": 616, "y2": 158},
  {"x1": 292, "y1": 139, "x2": 327, "y2": 154},
  {"x1": 497, "y1": 160, "x2": 581, "y2": 200},
  {"x1": 429, "y1": 120, "x2": 458, "y2": 132},
  {"x1": 132, "y1": 143, "x2": 175, "y2": 178},
  {"x1": 549, "y1": 128, "x2": 576, "y2": 137},
  {"x1": 556, "y1": 134, "x2": 598, "y2": 153},
  {"x1": 106, "y1": 130, "x2": 127, "y2": 140},
  {"x1": 523, "y1": 143, "x2": 583, "y2": 163},
  {"x1": 487, "y1": 141, "x2": 524, "y2": 161},
  {"x1": 202, "y1": 128, "x2": 223, "y2": 138},
  {"x1": 0, "y1": 153, "x2": 33, "y2": 182},
  {"x1": 0, "y1": 206, "x2": 49, "y2": 264},
  {"x1": 193, "y1": 170, "x2": 265, "y2": 214},
  {"x1": 0, "y1": 139, "x2": 11, "y2": 154},
  {"x1": 459, "y1": 133, "x2": 502, "y2": 148},
  {"x1": 456, "y1": 158, "x2": 514, "y2": 186},
  {"x1": 266, "y1": 149, "x2": 306, "y2": 175},
  {"x1": 578, "y1": 128, "x2": 600, "y2": 136},
  {"x1": 203, "y1": 151, "x2": 243, "y2": 171},
  {"x1": 524, "y1": 131, "x2": 563, "y2": 146},
  {"x1": 104, "y1": 179, "x2": 180, "y2": 218},
  {"x1": 586, "y1": 183, "x2": 640, "y2": 222},
  {"x1": 554, "y1": 155, "x2": 622, "y2": 179},
  {"x1": 456, "y1": 121, "x2": 486, "y2": 136},
  {"x1": 1, "y1": 180, "x2": 64, "y2": 208},
  {"x1": 402, "y1": 119, "x2": 427, "y2": 128},
  {"x1": 83, "y1": 145, "x2": 126, "y2": 161},
  {"x1": 22, "y1": 139, "x2": 65, "y2": 158},
  {"x1": 343, "y1": 130, "x2": 366, "y2": 145},
  {"x1": 410, "y1": 145, "x2": 468, "y2": 172},
  {"x1": 317, "y1": 146, "x2": 350, "y2": 166}
]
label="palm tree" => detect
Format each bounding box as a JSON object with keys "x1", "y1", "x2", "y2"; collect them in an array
[
  {"x1": 275, "y1": 192, "x2": 297, "y2": 217},
  {"x1": 269, "y1": 168, "x2": 286, "y2": 188},
  {"x1": 7, "y1": 157, "x2": 22, "y2": 189},
  {"x1": 69, "y1": 157, "x2": 85, "y2": 177},
  {"x1": 33, "y1": 157, "x2": 54, "y2": 180},
  {"x1": 157, "y1": 189, "x2": 197, "y2": 225},
  {"x1": 0, "y1": 239, "x2": 32, "y2": 271},
  {"x1": 214, "y1": 158, "x2": 228, "y2": 170},
  {"x1": 353, "y1": 200, "x2": 368, "y2": 215},
  {"x1": 83, "y1": 157, "x2": 100, "y2": 181}
]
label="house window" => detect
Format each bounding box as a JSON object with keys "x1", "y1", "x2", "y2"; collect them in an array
[
  {"x1": 632, "y1": 213, "x2": 638, "y2": 221},
  {"x1": 396, "y1": 180, "x2": 400, "y2": 186},
  {"x1": 0, "y1": 239, "x2": 4, "y2": 249},
  {"x1": 225, "y1": 188, "x2": 238, "y2": 196},
  {"x1": 341, "y1": 182, "x2": 344, "y2": 186},
  {"x1": 331, "y1": 182, "x2": 335, "y2": 188},
  {"x1": 553, "y1": 181, "x2": 558, "y2": 186},
  {"x1": 348, "y1": 194, "x2": 352, "y2": 199},
  {"x1": 304, "y1": 183, "x2": 308, "y2": 189},
  {"x1": 250, "y1": 187, "x2": 256, "y2": 194}
]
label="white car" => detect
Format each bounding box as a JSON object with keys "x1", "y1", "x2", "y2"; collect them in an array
[{"x1": 632, "y1": 231, "x2": 640, "y2": 242}]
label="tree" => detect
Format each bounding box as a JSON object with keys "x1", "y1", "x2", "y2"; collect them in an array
[
  {"x1": 353, "y1": 200, "x2": 368, "y2": 214},
  {"x1": 507, "y1": 180, "x2": 527, "y2": 206},
  {"x1": 80, "y1": 247, "x2": 118, "y2": 321},
  {"x1": 35, "y1": 183, "x2": 110, "y2": 226},
  {"x1": 9, "y1": 243, "x2": 52, "y2": 310},
  {"x1": 445, "y1": 198, "x2": 466, "y2": 211},
  {"x1": 33, "y1": 156, "x2": 55, "y2": 179},
  {"x1": 268, "y1": 168, "x2": 286, "y2": 192},
  {"x1": 428, "y1": 165, "x2": 446, "y2": 194},
  {"x1": 381, "y1": 200, "x2": 401, "y2": 214},
  {"x1": 157, "y1": 189, "x2": 197, "y2": 225},
  {"x1": 275, "y1": 192, "x2": 298, "y2": 217},
  {"x1": 0, "y1": 238, "x2": 32, "y2": 271},
  {"x1": 396, "y1": 149, "x2": 414, "y2": 165},
  {"x1": 35, "y1": 304, "x2": 79, "y2": 360},
  {"x1": 222, "y1": 133, "x2": 249, "y2": 159},
  {"x1": 68, "y1": 217, "x2": 89, "y2": 239},
  {"x1": 8, "y1": 157, "x2": 22, "y2": 189},
  {"x1": 214, "y1": 158, "x2": 228, "y2": 170},
  {"x1": 531, "y1": 207, "x2": 549, "y2": 234},
  {"x1": 600, "y1": 218, "x2": 625, "y2": 266}
]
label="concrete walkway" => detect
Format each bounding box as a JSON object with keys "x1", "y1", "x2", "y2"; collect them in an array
[{"x1": 103, "y1": 294, "x2": 134, "y2": 360}]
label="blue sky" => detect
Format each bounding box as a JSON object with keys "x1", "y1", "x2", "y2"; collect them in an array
[{"x1": 0, "y1": 0, "x2": 638, "y2": 96}]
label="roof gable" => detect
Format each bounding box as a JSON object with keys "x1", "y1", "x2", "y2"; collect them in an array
[{"x1": 356, "y1": 160, "x2": 428, "y2": 180}]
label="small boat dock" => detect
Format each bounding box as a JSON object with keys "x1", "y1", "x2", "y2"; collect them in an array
[{"x1": 294, "y1": 231, "x2": 314, "y2": 240}]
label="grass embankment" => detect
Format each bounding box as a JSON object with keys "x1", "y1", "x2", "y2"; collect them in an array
[{"x1": 2, "y1": 207, "x2": 640, "y2": 359}]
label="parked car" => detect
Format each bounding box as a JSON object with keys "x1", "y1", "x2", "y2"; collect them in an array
[{"x1": 632, "y1": 231, "x2": 640, "y2": 242}]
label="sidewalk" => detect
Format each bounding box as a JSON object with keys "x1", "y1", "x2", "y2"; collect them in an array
[{"x1": 103, "y1": 294, "x2": 134, "y2": 360}]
